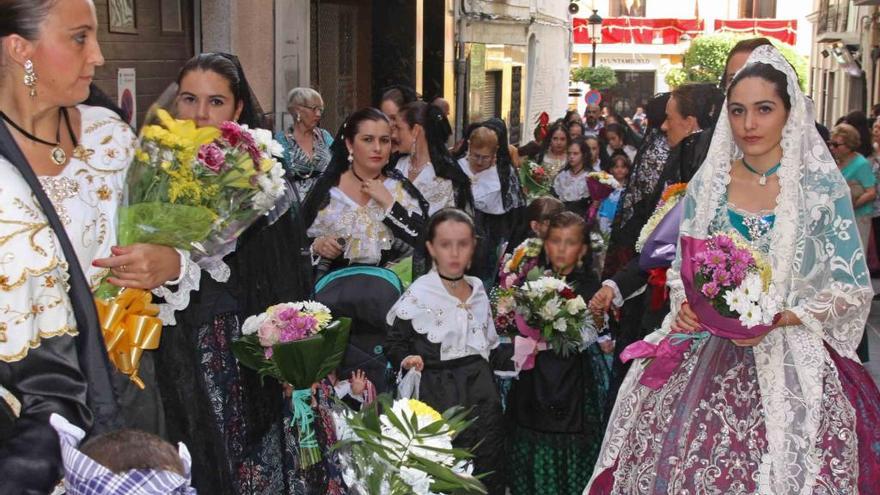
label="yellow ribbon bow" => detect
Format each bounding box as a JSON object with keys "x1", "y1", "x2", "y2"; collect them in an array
[{"x1": 94, "y1": 289, "x2": 163, "y2": 389}]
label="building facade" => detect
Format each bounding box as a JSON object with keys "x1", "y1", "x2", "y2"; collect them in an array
[
  {"x1": 571, "y1": 0, "x2": 813, "y2": 117},
  {"x1": 807, "y1": 0, "x2": 880, "y2": 127}
]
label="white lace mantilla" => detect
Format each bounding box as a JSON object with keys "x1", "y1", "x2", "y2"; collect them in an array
[
  {"x1": 307, "y1": 179, "x2": 421, "y2": 265},
  {"x1": 457, "y1": 157, "x2": 504, "y2": 215},
  {"x1": 396, "y1": 156, "x2": 455, "y2": 216},
  {"x1": 587, "y1": 46, "x2": 873, "y2": 494},
  {"x1": 0, "y1": 160, "x2": 76, "y2": 362},
  {"x1": 553, "y1": 168, "x2": 590, "y2": 202},
  {"x1": 387, "y1": 271, "x2": 499, "y2": 361}
]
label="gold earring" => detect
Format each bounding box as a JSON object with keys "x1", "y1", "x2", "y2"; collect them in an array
[{"x1": 23, "y1": 60, "x2": 37, "y2": 98}]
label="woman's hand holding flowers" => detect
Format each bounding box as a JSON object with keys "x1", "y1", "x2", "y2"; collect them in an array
[{"x1": 94, "y1": 244, "x2": 181, "y2": 290}]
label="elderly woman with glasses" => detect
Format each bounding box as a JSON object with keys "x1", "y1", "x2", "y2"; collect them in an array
[
  {"x1": 277, "y1": 87, "x2": 334, "y2": 199},
  {"x1": 830, "y1": 123, "x2": 877, "y2": 250}
]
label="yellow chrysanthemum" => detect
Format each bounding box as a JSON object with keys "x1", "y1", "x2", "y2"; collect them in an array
[
  {"x1": 312, "y1": 311, "x2": 332, "y2": 329},
  {"x1": 408, "y1": 399, "x2": 442, "y2": 422},
  {"x1": 135, "y1": 149, "x2": 149, "y2": 163}
]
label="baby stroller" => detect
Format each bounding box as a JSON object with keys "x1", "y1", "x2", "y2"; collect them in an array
[{"x1": 313, "y1": 266, "x2": 403, "y2": 394}]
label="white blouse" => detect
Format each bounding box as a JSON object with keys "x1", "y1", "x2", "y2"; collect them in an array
[
  {"x1": 387, "y1": 271, "x2": 499, "y2": 361},
  {"x1": 396, "y1": 156, "x2": 455, "y2": 216},
  {"x1": 0, "y1": 160, "x2": 75, "y2": 362},
  {"x1": 307, "y1": 179, "x2": 421, "y2": 265},
  {"x1": 553, "y1": 168, "x2": 590, "y2": 202},
  {"x1": 457, "y1": 157, "x2": 505, "y2": 215}
]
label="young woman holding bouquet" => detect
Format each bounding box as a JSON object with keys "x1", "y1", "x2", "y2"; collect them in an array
[
  {"x1": 586, "y1": 45, "x2": 880, "y2": 494},
  {"x1": 536, "y1": 122, "x2": 571, "y2": 182},
  {"x1": 507, "y1": 212, "x2": 608, "y2": 495},
  {"x1": 386, "y1": 208, "x2": 509, "y2": 494},
  {"x1": 155, "y1": 53, "x2": 335, "y2": 494}
]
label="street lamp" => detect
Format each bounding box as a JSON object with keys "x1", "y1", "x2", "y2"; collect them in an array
[{"x1": 588, "y1": 9, "x2": 603, "y2": 67}]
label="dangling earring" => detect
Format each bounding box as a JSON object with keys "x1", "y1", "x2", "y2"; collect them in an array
[
  {"x1": 296, "y1": 113, "x2": 302, "y2": 123},
  {"x1": 410, "y1": 139, "x2": 417, "y2": 157},
  {"x1": 23, "y1": 60, "x2": 37, "y2": 98},
  {"x1": 347, "y1": 152, "x2": 354, "y2": 165}
]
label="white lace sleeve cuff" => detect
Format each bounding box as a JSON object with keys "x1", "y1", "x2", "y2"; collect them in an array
[
  {"x1": 163, "y1": 248, "x2": 188, "y2": 286},
  {"x1": 601, "y1": 279, "x2": 625, "y2": 307},
  {"x1": 152, "y1": 250, "x2": 201, "y2": 326}
]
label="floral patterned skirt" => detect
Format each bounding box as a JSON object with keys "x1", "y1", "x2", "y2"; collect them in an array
[{"x1": 589, "y1": 336, "x2": 879, "y2": 494}]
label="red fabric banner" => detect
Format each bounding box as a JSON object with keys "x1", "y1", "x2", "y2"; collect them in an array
[
  {"x1": 573, "y1": 17, "x2": 704, "y2": 45},
  {"x1": 713, "y1": 19, "x2": 797, "y2": 45}
]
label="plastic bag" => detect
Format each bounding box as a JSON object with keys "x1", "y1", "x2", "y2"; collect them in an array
[{"x1": 397, "y1": 369, "x2": 421, "y2": 400}]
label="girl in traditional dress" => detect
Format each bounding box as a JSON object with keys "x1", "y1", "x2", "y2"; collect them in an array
[
  {"x1": 508, "y1": 212, "x2": 607, "y2": 495},
  {"x1": 536, "y1": 122, "x2": 571, "y2": 182},
  {"x1": 552, "y1": 137, "x2": 592, "y2": 216},
  {"x1": 386, "y1": 208, "x2": 507, "y2": 494},
  {"x1": 587, "y1": 44, "x2": 880, "y2": 495}
]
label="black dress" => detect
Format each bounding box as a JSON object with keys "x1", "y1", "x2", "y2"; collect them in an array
[
  {"x1": 506, "y1": 262, "x2": 609, "y2": 495},
  {"x1": 386, "y1": 272, "x2": 509, "y2": 495}
]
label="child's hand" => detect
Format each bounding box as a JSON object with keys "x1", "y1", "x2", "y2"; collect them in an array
[
  {"x1": 350, "y1": 370, "x2": 367, "y2": 396},
  {"x1": 599, "y1": 339, "x2": 615, "y2": 355},
  {"x1": 402, "y1": 355, "x2": 424, "y2": 372}
]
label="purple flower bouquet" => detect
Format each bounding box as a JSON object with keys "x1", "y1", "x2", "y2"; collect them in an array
[{"x1": 622, "y1": 235, "x2": 783, "y2": 389}]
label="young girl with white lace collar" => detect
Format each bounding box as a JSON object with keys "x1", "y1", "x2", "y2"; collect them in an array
[{"x1": 386, "y1": 208, "x2": 508, "y2": 495}]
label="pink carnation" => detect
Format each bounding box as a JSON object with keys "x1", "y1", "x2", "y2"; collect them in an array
[
  {"x1": 220, "y1": 121, "x2": 261, "y2": 166},
  {"x1": 257, "y1": 320, "x2": 280, "y2": 348},
  {"x1": 198, "y1": 143, "x2": 227, "y2": 173}
]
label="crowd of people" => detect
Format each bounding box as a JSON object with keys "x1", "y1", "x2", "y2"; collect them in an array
[{"x1": 2, "y1": 1, "x2": 880, "y2": 494}]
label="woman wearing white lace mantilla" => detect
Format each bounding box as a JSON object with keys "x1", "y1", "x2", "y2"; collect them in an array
[{"x1": 586, "y1": 45, "x2": 880, "y2": 494}]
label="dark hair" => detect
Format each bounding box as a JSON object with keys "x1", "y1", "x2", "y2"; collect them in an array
[
  {"x1": 610, "y1": 153, "x2": 632, "y2": 170},
  {"x1": 605, "y1": 123, "x2": 625, "y2": 141},
  {"x1": 426, "y1": 208, "x2": 475, "y2": 242},
  {"x1": 564, "y1": 109, "x2": 581, "y2": 123},
  {"x1": 380, "y1": 85, "x2": 419, "y2": 110},
  {"x1": 538, "y1": 122, "x2": 570, "y2": 161},
  {"x1": 80, "y1": 429, "x2": 184, "y2": 475},
  {"x1": 547, "y1": 211, "x2": 588, "y2": 244},
  {"x1": 566, "y1": 137, "x2": 592, "y2": 171},
  {"x1": 0, "y1": 0, "x2": 56, "y2": 40},
  {"x1": 568, "y1": 120, "x2": 586, "y2": 136},
  {"x1": 721, "y1": 37, "x2": 773, "y2": 88},
  {"x1": 645, "y1": 92, "x2": 671, "y2": 130},
  {"x1": 526, "y1": 196, "x2": 564, "y2": 224},
  {"x1": 177, "y1": 52, "x2": 265, "y2": 128},
  {"x1": 398, "y1": 101, "x2": 473, "y2": 210},
  {"x1": 672, "y1": 83, "x2": 726, "y2": 129},
  {"x1": 341, "y1": 107, "x2": 390, "y2": 144},
  {"x1": 727, "y1": 62, "x2": 792, "y2": 112}
]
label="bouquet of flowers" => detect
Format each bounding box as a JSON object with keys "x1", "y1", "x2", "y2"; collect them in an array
[
  {"x1": 511, "y1": 276, "x2": 589, "y2": 371},
  {"x1": 635, "y1": 182, "x2": 687, "y2": 254},
  {"x1": 518, "y1": 160, "x2": 552, "y2": 200},
  {"x1": 491, "y1": 239, "x2": 543, "y2": 335},
  {"x1": 232, "y1": 301, "x2": 351, "y2": 468},
  {"x1": 333, "y1": 395, "x2": 486, "y2": 495},
  {"x1": 94, "y1": 110, "x2": 287, "y2": 389},
  {"x1": 116, "y1": 110, "x2": 285, "y2": 281},
  {"x1": 585, "y1": 171, "x2": 620, "y2": 227},
  {"x1": 622, "y1": 234, "x2": 783, "y2": 389}
]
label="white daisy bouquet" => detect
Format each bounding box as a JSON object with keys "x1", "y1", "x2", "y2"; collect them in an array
[
  {"x1": 513, "y1": 276, "x2": 588, "y2": 357},
  {"x1": 333, "y1": 396, "x2": 486, "y2": 495}
]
